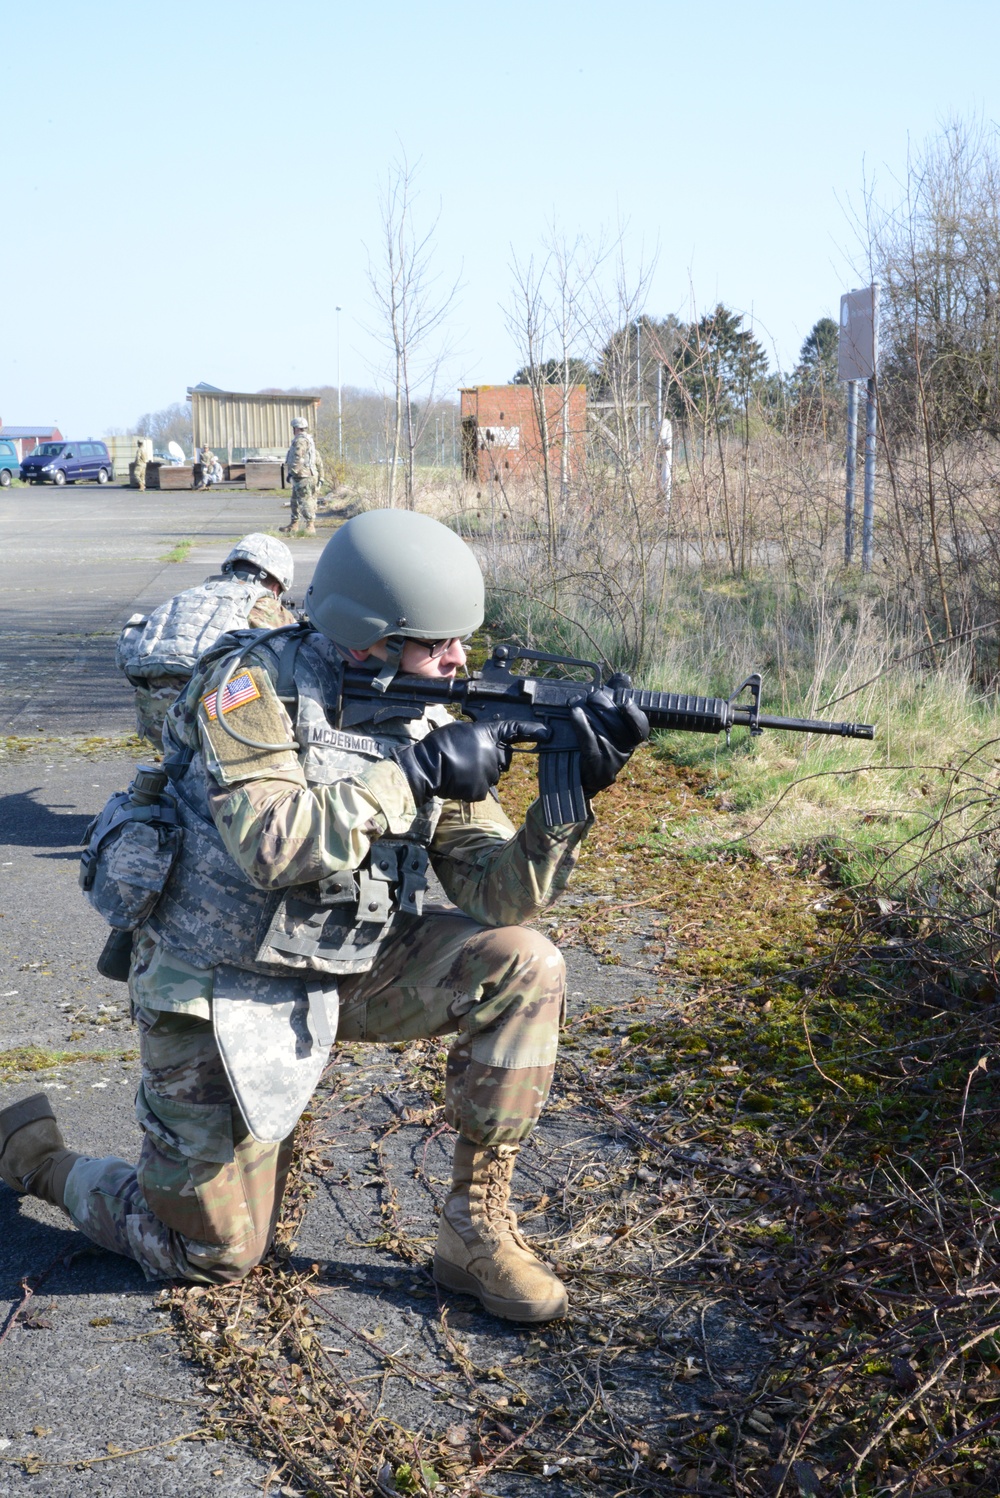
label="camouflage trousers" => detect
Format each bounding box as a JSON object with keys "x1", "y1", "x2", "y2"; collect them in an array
[
  {"x1": 133, "y1": 673, "x2": 186, "y2": 745},
  {"x1": 288, "y1": 476, "x2": 317, "y2": 527},
  {"x1": 62, "y1": 912, "x2": 564, "y2": 1285}
]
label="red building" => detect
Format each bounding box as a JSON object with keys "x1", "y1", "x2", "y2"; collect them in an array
[
  {"x1": 459, "y1": 384, "x2": 586, "y2": 486},
  {"x1": 0, "y1": 424, "x2": 64, "y2": 461}
]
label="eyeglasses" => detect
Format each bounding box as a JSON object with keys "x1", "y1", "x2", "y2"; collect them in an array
[{"x1": 410, "y1": 635, "x2": 470, "y2": 659}]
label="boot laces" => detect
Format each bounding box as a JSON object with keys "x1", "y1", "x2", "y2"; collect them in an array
[{"x1": 481, "y1": 1146, "x2": 517, "y2": 1225}]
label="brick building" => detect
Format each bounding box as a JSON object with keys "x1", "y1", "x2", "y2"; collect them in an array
[{"x1": 459, "y1": 384, "x2": 586, "y2": 486}]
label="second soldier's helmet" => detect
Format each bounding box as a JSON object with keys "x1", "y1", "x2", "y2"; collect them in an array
[
  {"x1": 222, "y1": 533, "x2": 295, "y2": 592},
  {"x1": 291, "y1": 416, "x2": 308, "y2": 430},
  {"x1": 305, "y1": 510, "x2": 484, "y2": 649}
]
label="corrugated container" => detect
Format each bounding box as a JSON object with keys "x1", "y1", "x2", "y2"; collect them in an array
[
  {"x1": 188, "y1": 389, "x2": 320, "y2": 458},
  {"x1": 109, "y1": 436, "x2": 153, "y2": 479}
]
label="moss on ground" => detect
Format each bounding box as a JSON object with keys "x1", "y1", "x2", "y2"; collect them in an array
[{"x1": 0, "y1": 1045, "x2": 136, "y2": 1075}]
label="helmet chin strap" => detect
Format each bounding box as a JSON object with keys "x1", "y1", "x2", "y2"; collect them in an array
[{"x1": 372, "y1": 637, "x2": 405, "y2": 693}]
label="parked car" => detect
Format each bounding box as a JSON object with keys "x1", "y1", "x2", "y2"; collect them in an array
[
  {"x1": 0, "y1": 438, "x2": 18, "y2": 487},
  {"x1": 21, "y1": 440, "x2": 112, "y2": 486}
]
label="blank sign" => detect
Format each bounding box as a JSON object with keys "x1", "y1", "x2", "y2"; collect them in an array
[{"x1": 838, "y1": 285, "x2": 880, "y2": 381}]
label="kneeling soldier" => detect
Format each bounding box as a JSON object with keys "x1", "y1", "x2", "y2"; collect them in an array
[{"x1": 0, "y1": 511, "x2": 647, "y2": 1321}]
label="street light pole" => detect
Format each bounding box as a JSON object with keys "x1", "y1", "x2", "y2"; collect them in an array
[{"x1": 336, "y1": 305, "x2": 343, "y2": 462}]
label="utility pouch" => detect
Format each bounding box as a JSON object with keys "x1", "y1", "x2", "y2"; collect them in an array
[
  {"x1": 97, "y1": 928, "x2": 134, "y2": 983},
  {"x1": 80, "y1": 773, "x2": 183, "y2": 931}
]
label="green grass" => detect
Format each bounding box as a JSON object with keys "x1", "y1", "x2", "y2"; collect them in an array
[
  {"x1": 484, "y1": 563, "x2": 1000, "y2": 904},
  {"x1": 160, "y1": 539, "x2": 195, "y2": 563}
]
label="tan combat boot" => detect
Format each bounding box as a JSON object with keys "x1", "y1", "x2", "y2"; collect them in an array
[
  {"x1": 0, "y1": 1093, "x2": 80, "y2": 1208},
  {"x1": 278, "y1": 522, "x2": 297, "y2": 535},
  {"x1": 433, "y1": 1139, "x2": 568, "y2": 1322},
  {"x1": 301, "y1": 522, "x2": 317, "y2": 536}
]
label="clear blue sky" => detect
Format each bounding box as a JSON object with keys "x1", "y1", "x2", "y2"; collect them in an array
[{"x1": 4, "y1": 0, "x2": 998, "y2": 436}]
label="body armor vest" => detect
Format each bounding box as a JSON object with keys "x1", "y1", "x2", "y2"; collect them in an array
[
  {"x1": 147, "y1": 630, "x2": 444, "y2": 977},
  {"x1": 116, "y1": 576, "x2": 272, "y2": 684}
]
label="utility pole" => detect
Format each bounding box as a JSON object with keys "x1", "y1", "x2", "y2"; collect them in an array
[
  {"x1": 838, "y1": 285, "x2": 880, "y2": 570},
  {"x1": 862, "y1": 373, "x2": 878, "y2": 573},
  {"x1": 336, "y1": 305, "x2": 343, "y2": 461},
  {"x1": 635, "y1": 318, "x2": 642, "y2": 452},
  {"x1": 844, "y1": 381, "x2": 858, "y2": 564},
  {"x1": 658, "y1": 416, "x2": 673, "y2": 505}
]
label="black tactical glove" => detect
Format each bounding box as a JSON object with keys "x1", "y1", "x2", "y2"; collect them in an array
[
  {"x1": 394, "y1": 719, "x2": 549, "y2": 804},
  {"x1": 570, "y1": 688, "x2": 650, "y2": 797}
]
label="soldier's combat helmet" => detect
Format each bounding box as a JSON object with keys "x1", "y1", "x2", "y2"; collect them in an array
[
  {"x1": 222, "y1": 533, "x2": 295, "y2": 592},
  {"x1": 290, "y1": 416, "x2": 309, "y2": 430},
  {"x1": 305, "y1": 510, "x2": 484, "y2": 650}
]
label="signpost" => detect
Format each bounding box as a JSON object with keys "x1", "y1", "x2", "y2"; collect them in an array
[{"x1": 838, "y1": 284, "x2": 880, "y2": 571}]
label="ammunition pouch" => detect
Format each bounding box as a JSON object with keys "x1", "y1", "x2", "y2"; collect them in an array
[
  {"x1": 253, "y1": 841, "x2": 430, "y2": 973},
  {"x1": 80, "y1": 790, "x2": 183, "y2": 931}
]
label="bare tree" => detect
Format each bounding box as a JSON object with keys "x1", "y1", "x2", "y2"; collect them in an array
[
  {"x1": 365, "y1": 155, "x2": 460, "y2": 507},
  {"x1": 506, "y1": 228, "x2": 605, "y2": 569}
]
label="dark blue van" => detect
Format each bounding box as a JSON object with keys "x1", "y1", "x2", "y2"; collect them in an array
[{"x1": 21, "y1": 441, "x2": 112, "y2": 486}]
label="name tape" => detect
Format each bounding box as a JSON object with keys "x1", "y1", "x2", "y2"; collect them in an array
[{"x1": 306, "y1": 725, "x2": 383, "y2": 758}]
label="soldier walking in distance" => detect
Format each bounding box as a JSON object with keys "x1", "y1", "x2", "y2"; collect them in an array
[
  {"x1": 133, "y1": 439, "x2": 147, "y2": 492},
  {"x1": 115, "y1": 533, "x2": 296, "y2": 744},
  {"x1": 0, "y1": 511, "x2": 647, "y2": 1323},
  {"x1": 281, "y1": 415, "x2": 324, "y2": 536}
]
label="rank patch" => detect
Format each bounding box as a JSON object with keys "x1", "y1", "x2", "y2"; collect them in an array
[{"x1": 202, "y1": 672, "x2": 262, "y2": 720}]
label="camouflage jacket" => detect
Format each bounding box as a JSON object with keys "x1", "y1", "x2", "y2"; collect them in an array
[
  {"x1": 285, "y1": 433, "x2": 322, "y2": 482},
  {"x1": 129, "y1": 591, "x2": 296, "y2": 745},
  {"x1": 135, "y1": 630, "x2": 590, "y2": 1015}
]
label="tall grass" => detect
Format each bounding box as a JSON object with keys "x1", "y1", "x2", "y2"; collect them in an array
[{"x1": 433, "y1": 426, "x2": 1000, "y2": 964}]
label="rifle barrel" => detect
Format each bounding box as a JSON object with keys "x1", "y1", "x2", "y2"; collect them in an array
[
  {"x1": 625, "y1": 690, "x2": 874, "y2": 740},
  {"x1": 751, "y1": 712, "x2": 874, "y2": 739}
]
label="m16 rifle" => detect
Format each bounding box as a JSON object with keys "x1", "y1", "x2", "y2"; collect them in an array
[{"x1": 335, "y1": 641, "x2": 875, "y2": 828}]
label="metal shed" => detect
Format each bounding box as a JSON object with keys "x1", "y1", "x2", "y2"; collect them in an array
[{"x1": 186, "y1": 384, "x2": 321, "y2": 461}]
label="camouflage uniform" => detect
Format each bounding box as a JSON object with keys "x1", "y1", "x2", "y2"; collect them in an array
[
  {"x1": 132, "y1": 592, "x2": 296, "y2": 746},
  {"x1": 197, "y1": 448, "x2": 221, "y2": 489},
  {"x1": 284, "y1": 432, "x2": 323, "y2": 529},
  {"x1": 134, "y1": 444, "x2": 147, "y2": 492},
  {"x1": 63, "y1": 630, "x2": 589, "y2": 1283}
]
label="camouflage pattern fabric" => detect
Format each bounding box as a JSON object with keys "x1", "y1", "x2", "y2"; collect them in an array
[
  {"x1": 160, "y1": 636, "x2": 590, "y2": 914},
  {"x1": 68, "y1": 629, "x2": 589, "y2": 1282},
  {"x1": 62, "y1": 911, "x2": 562, "y2": 1280},
  {"x1": 289, "y1": 476, "x2": 317, "y2": 528},
  {"x1": 285, "y1": 433, "x2": 323, "y2": 528},
  {"x1": 62, "y1": 1006, "x2": 294, "y2": 1284},
  {"x1": 285, "y1": 432, "x2": 322, "y2": 481},
  {"x1": 133, "y1": 593, "x2": 295, "y2": 744},
  {"x1": 337, "y1": 910, "x2": 565, "y2": 1144}
]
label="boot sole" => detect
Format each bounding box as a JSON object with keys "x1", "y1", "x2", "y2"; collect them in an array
[{"x1": 432, "y1": 1254, "x2": 568, "y2": 1323}]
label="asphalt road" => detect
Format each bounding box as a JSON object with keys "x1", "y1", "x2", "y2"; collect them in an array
[
  {"x1": 0, "y1": 489, "x2": 758, "y2": 1493},
  {"x1": 0, "y1": 485, "x2": 326, "y2": 1494},
  {"x1": 0, "y1": 482, "x2": 326, "y2": 736}
]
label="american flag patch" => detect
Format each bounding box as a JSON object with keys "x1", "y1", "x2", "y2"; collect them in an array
[{"x1": 202, "y1": 672, "x2": 262, "y2": 720}]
